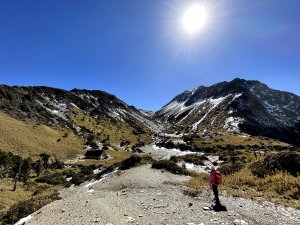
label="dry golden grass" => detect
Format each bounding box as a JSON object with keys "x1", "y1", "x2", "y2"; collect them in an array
[
  {"x1": 69, "y1": 107, "x2": 151, "y2": 147},
  {"x1": 0, "y1": 179, "x2": 32, "y2": 215},
  {"x1": 185, "y1": 164, "x2": 300, "y2": 209},
  {"x1": 99, "y1": 150, "x2": 133, "y2": 168},
  {"x1": 193, "y1": 131, "x2": 290, "y2": 149},
  {"x1": 0, "y1": 112, "x2": 85, "y2": 160},
  {"x1": 0, "y1": 178, "x2": 61, "y2": 216}
]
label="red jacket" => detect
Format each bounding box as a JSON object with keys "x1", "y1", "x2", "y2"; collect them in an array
[{"x1": 209, "y1": 170, "x2": 222, "y2": 190}]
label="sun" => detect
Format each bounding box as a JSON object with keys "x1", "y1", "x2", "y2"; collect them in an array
[{"x1": 182, "y1": 4, "x2": 208, "y2": 34}]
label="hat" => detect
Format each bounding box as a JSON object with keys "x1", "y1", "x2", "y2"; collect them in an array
[{"x1": 211, "y1": 166, "x2": 216, "y2": 171}]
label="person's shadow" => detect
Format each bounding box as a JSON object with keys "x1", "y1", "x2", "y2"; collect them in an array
[{"x1": 212, "y1": 204, "x2": 227, "y2": 212}]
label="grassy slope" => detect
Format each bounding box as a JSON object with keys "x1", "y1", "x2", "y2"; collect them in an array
[
  {"x1": 69, "y1": 107, "x2": 151, "y2": 147},
  {"x1": 184, "y1": 150, "x2": 300, "y2": 209},
  {"x1": 0, "y1": 112, "x2": 85, "y2": 160},
  {"x1": 192, "y1": 131, "x2": 290, "y2": 149},
  {"x1": 0, "y1": 178, "x2": 61, "y2": 217}
]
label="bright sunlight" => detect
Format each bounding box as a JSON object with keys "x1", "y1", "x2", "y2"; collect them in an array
[{"x1": 181, "y1": 4, "x2": 208, "y2": 34}]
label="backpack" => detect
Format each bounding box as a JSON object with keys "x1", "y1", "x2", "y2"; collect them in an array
[{"x1": 214, "y1": 170, "x2": 222, "y2": 184}]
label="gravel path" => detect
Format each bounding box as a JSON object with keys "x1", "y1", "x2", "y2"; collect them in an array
[{"x1": 25, "y1": 165, "x2": 300, "y2": 225}]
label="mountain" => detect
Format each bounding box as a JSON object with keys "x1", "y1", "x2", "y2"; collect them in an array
[
  {"x1": 1, "y1": 78, "x2": 299, "y2": 156},
  {"x1": 155, "y1": 78, "x2": 300, "y2": 146},
  {"x1": 0, "y1": 85, "x2": 158, "y2": 155}
]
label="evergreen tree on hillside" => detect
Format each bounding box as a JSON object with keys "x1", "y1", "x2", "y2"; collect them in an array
[{"x1": 33, "y1": 159, "x2": 42, "y2": 177}]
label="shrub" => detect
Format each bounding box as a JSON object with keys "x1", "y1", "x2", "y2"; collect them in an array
[
  {"x1": 250, "y1": 160, "x2": 270, "y2": 178},
  {"x1": 251, "y1": 152, "x2": 300, "y2": 177},
  {"x1": 219, "y1": 162, "x2": 244, "y2": 175},
  {"x1": 152, "y1": 160, "x2": 191, "y2": 176},
  {"x1": 49, "y1": 159, "x2": 64, "y2": 170},
  {"x1": 264, "y1": 152, "x2": 300, "y2": 176},
  {"x1": 1, "y1": 192, "x2": 61, "y2": 225},
  {"x1": 71, "y1": 173, "x2": 86, "y2": 186},
  {"x1": 36, "y1": 172, "x2": 69, "y2": 187},
  {"x1": 79, "y1": 165, "x2": 94, "y2": 176},
  {"x1": 170, "y1": 154, "x2": 207, "y2": 166},
  {"x1": 119, "y1": 155, "x2": 141, "y2": 170}
]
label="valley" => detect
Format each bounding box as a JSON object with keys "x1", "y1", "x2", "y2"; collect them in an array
[{"x1": 0, "y1": 78, "x2": 299, "y2": 225}]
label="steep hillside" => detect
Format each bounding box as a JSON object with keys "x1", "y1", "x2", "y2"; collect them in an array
[
  {"x1": 155, "y1": 78, "x2": 300, "y2": 145},
  {"x1": 0, "y1": 112, "x2": 84, "y2": 160},
  {"x1": 0, "y1": 85, "x2": 158, "y2": 150}
]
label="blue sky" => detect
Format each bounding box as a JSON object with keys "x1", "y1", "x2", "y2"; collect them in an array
[{"x1": 0, "y1": 0, "x2": 299, "y2": 110}]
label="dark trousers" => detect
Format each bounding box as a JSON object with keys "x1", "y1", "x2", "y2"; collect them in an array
[{"x1": 212, "y1": 183, "x2": 221, "y2": 206}]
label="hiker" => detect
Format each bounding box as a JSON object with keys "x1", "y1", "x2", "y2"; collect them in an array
[{"x1": 209, "y1": 166, "x2": 222, "y2": 207}]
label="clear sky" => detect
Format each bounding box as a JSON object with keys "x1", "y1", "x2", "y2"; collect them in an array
[{"x1": 0, "y1": 0, "x2": 299, "y2": 110}]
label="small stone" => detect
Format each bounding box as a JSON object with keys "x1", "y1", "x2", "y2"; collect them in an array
[
  {"x1": 203, "y1": 207, "x2": 210, "y2": 211},
  {"x1": 233, "y1": 219, "x2": 248, "y2": 225},
  {"x1": 138, "y1": 214, "x2": 143, "y2": 217},
  {"x1": 105, "y1": 223, "x2": 114, "y2": 225},
  {"x1": 188, "y1": 203, "x2": 193, "y2": 207},
  {"x1": 124, "y1": 213, "x2": 128, "y2": 216}
]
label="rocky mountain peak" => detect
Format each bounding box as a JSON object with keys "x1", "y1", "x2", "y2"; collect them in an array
[{"x1": 155, "y1": 78, "x2": 300, "y2": 146}]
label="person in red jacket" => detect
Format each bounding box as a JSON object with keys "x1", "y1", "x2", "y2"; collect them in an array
[{"x1": 209, "y1": 166, "x2": 222, "y2": 207}]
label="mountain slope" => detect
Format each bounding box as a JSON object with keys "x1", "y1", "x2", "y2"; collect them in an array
[
  {"x1": 155, "y1": 78, "x2": 300, "y2": 145},
  {"x1": 0, "y1": 85, "x2": 158, "y2": 150},
  {"x1": 0, "y1": 111, "x2": 84, "y2": 159}
]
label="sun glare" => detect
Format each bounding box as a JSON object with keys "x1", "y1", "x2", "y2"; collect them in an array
[{"x1": 182, "y1": 4, "x2": 208, "y2": 34}]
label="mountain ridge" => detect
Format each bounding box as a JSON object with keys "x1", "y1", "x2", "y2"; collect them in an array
[
  {"x1": 1, "y1": 78, "x2": 300, "y2": 147},
  {"x1": 155, "y1": 78, "x2": 300, "y2": 145}
]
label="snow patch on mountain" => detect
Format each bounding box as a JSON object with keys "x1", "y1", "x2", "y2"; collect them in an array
[
  {"x1": 224, "y1": 117, "x2": 244, "y2": 133},
  {"x1": 192, "y1": 96, "x2": 228, "y2": 130}
]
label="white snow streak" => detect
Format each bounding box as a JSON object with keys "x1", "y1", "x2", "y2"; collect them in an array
[{"x1": 223, "y1": 117, "x2": 244, "y2": 133}]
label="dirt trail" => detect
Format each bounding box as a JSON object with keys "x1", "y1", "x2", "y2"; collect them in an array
[{"x1": 25, "y1": 164, "x2": 300, "y2": 225}]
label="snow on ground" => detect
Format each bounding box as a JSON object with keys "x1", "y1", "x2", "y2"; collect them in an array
[
  {"x1": 223, "y1": 117, "x2": 244, "y2": 133},
  {"x1": 14, "y1": 215, "x2": 33, "y2": 225},
  {"x1": 192, "y1": 96, "x2": 228, "y2": 130},
  {"x1": 146, "y1": 145, "x2": 222, "y2": 174},
  {"x1": 151, "y1": 145, "x2": 202, "y2": 160}
]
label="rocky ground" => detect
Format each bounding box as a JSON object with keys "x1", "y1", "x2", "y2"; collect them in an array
[{"x1": 24, "y1": 164, "x2": 300, "y2": 225}]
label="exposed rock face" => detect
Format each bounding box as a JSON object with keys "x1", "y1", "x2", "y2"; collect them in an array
[{"x1": 154, "y1": 78, "x2": 300, "y2": 145}]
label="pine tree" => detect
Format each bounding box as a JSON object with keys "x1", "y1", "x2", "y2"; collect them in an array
[
  {"x1": 20, "y1": 157, "x2": 32, "y2": 184},
  {"x1": 33, "y1": 159, "x2": 42, "y2": 177},
  {"x1": 39, "y1": 153, "x2": 50, "y2": 170},
  {"x1": 12, "y1": 155, "x2": 22, "y2": 191}
]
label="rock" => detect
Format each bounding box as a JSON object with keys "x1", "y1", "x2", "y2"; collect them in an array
[
  {"x1": 105, "y1": 223, "x2": 114, "y2": 225},
  {"x1": 93, "y1": 218, "x2": 100, "y2": 223},
  {"x1": 188, "y1": 203, "x2": 193, "y2": 207},
  {"x1": 138, "y1": 214, "x2": 143, "y2": 217},
  {"x1": 125, "y1": 216, "x2": 135, "y2": 222},
  {"x1": 124, "y1": 213, "x2": 128, "y2": 216},
  {"x1": 233, "y1": 219, "x2": 248, "y2": 225},
  {"x1": 203, "y1": 207, "x2": 210, "y2": 211},
  {"x1": 153, "y1": 205, "x2": 167, "y2": 208}
]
